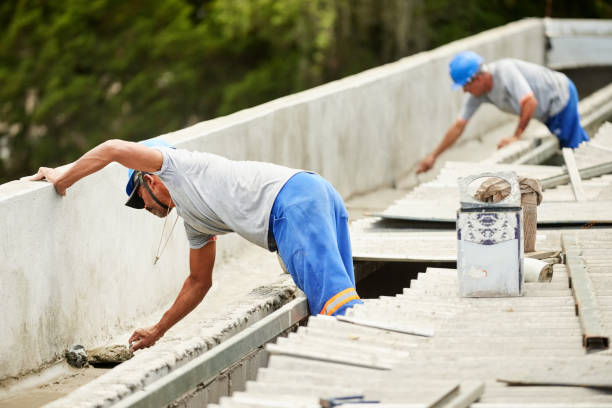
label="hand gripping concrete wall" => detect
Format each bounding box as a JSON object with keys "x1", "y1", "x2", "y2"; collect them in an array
[{"x1": 0, "y1": 18, "x2": 544, "y2": 380}]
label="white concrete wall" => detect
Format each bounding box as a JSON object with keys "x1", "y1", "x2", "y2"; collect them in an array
[
  {"x1": 546, "y1": 18, "x2": 612, "y2": 69},
  {"x1": 0, "y1": 18, "x2": 545, "y2": 380}
]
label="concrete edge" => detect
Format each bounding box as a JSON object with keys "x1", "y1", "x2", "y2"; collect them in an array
[
  {"x1": 43, "y1": 281, "x2": 301, "y2": 408},
  {"x1": 113, "y1": 297, "x2": 309, "y2": 408}
]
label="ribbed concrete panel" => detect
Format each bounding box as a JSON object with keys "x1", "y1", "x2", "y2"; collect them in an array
[
  {"x1": 214, "y1": 253, "x2": 612, "y2": 406},
  {"x1": 373, "y1": 156, "x2": 612, "y2": 226},
  {"x1": 351, "y1": 162, "x2": 572, "y2": 263},
  {"x1": 373, "y1": 123, "x2": 612, "y2": 226}
]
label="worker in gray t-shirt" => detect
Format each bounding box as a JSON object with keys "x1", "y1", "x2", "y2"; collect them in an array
[
  {"x1": 417, "y1": 51, "x2": 589, "y2": 174},
  {"x1": 26, "y1": 138, "x2": 362, "y2": 350}
]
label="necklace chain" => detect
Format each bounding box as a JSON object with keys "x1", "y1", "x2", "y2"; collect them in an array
[{"x1": 153, "y1": 199, "x2": 178, "y2": 265}]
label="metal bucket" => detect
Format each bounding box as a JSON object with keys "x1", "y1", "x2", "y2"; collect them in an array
[{"x1": 456, "y1": 171, "x2": 524, "y2": 297}]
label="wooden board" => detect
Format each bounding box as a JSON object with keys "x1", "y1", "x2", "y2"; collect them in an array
[{"x1": 562, "y1": 148, "x2": 587, "y2": 202}]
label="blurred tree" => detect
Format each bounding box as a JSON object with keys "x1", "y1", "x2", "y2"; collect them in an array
[
  {"x1": 205, "y1": 0, "x2": 429, "y2": 115},
  {"x1": 1, "y1": 0, "x2": 611, "y2": 183},
  {"x1": 0, "y1": 0, "x2": 208, "y2": 181}
]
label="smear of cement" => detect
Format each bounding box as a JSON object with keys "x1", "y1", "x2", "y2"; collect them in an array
[{"x1": 87, "y1": 345, "x2": 133, "y2": 368}]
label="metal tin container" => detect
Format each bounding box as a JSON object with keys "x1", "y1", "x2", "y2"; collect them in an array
[{"x1": 457, "y1": 172, "x2": 524, "y2": 297}]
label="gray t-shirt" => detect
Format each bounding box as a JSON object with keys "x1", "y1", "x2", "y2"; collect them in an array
[
  {"x1": 460, "y1": 59, "x2": 570, "y2": 123},
  {"x1": 152, "y1": 147, "x2": 300, "y2": 250}
]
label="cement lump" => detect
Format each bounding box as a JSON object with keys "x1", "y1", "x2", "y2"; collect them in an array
[
  {"x1": 65, "y1": 344, "x2": 133, "y2": 369},
  {"x1": 87, "y1": 345, "x2": 133, "y2": 367}
]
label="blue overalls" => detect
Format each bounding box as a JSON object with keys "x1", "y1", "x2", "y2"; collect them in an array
[
  {"x1": 546, "y1": 79, "x2": 589, "y2": 149},
  {"x1": 269, "y1": 172, "x2": 362, "y2": 316}
]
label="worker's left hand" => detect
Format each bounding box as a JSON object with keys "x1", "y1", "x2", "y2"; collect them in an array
[
  {"x1": 497, "y1": 136, "x2": 520, "y2": 149},
  {"x1": 416, "y1": 154, "x2": 436, "y2": 174},
  {"x1": 21, "y1": 167, "x2": 67, "y2": 195},
  {"x1": 129, "y1": 325, "x2": 164, "y2": 351}
]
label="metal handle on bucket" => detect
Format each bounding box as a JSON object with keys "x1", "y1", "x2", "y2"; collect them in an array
[{"x1": 458, "y1": 171, "x2": 521, "y2": 209}]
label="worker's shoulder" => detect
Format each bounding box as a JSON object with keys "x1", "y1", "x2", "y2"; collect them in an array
[
  {"x1": 165, "y1": 147, "x2": 224, "y2": 162},
  {"x1": 160, "y1": 147, "x2": 228, "y2": 174},
  {"x1": 494, "y1": 58, "x2": 548, "y2": 73},
  {"x1": 488, "y1": 58, "x2": 525, "y2": 70}
]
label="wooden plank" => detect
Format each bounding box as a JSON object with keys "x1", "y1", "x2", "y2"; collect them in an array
[
  {"x1": 562, "y1": 148, "x2": 587, "y2": 202},
  {"x1": 540, "y1": 162, "x2": 612, "y2": 189},
  {"x1": 497, "y1": 356, "x2": 612, "y2": 390},
  {"x1": 562, "y1": 234, "x2": 610, "y2": 350},
  {"x1": 498, "y1": 377, "x2": 612, "y2": 389},
  {"x1": 431, "y1": 381, "x2": 484, "y2": 408}
]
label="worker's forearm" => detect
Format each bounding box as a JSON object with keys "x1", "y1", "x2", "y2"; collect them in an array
[
  {"x1": 154, "y1": 277, "x2": 211, "y2": 335},
  {"x1": 513, "y1": 97, "x2": 537, "y2": 139},
  {"x1": 432, "y1": 121, "x2": 465, "y2": 158},
  {"x1": 55, "y1": 141, "x2": 117, "y2": 191},
  {"x1": 513, "y1": 113, "x2": 531, "y2": 139}
]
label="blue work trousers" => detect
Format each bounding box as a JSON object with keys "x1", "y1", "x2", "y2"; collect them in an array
[
  {"x1": 269, "y1": 172, "x2": 362, "y2": 316},
  {"x1": 546, "y1": 79, "x2": 589, "y2": 149}
]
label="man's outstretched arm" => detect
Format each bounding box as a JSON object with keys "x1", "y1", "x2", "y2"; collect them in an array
[
  {"x1": 24, "y1": 139, "x2": 163, "y2": 195},
  {"x1": 416, "y1": 118, "x2": 468, "y2": 174},
  {"x1": 497, "y1": 93, "x2": 538, "y2": 149},
  {"x1": 129, "y1": 241, "x2": 217, "y2": 350}
]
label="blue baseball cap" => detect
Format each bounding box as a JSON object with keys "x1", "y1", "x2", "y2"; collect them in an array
[
  {"x1": 449, "y1": 51, "x2": 484, "y2": 90},
  {"x1": 125, "y1": 138, "x2": 175, "y2": 209}
]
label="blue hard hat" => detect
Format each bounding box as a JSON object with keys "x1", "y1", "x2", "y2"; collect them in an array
[
  {"x1": 125, "y1": 138, "x2": 175, "y2": 209},
  {"x1": 449, "y1": 51, "x2": 484, "y2": 90}
]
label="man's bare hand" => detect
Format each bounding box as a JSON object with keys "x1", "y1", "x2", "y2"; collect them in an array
[
  {"x1": 129, "y1": 326, "x2": 164, "y2": 351},
  {"x1": 416, "y1": 154, "x2": 436, "y2": 174},
  {"x1": 21, "y1": 167, "x2": 67, "y2": 196},
  {"x1": 497, "y1": 136, "x2": 520, "y2": 149}
]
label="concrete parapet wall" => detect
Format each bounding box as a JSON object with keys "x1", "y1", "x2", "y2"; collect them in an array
[
  {"x1": 0, "y1": 18, "x2": 545, "y2": 380},
  {"x1": 546, "y1": 18, "x2": 612, "y2": 69}
]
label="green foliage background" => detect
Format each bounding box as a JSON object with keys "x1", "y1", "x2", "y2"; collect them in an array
[{"x1": 1, "y1": 0, "x2": 611, "y2": 183}]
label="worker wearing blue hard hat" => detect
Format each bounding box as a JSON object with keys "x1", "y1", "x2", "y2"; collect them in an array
[
  {"x1": 124, "y1": 139, "x2": 174, "y2": 212},
  {"x1": 448, "y1": 51, "x2": 484, "y2": 90},
  {"x1": 26, "y1": 138, "x2": 362, "y2": 350},
  {"x1": 416, "y1": 51, "x2": 589, "y2": 174}
]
